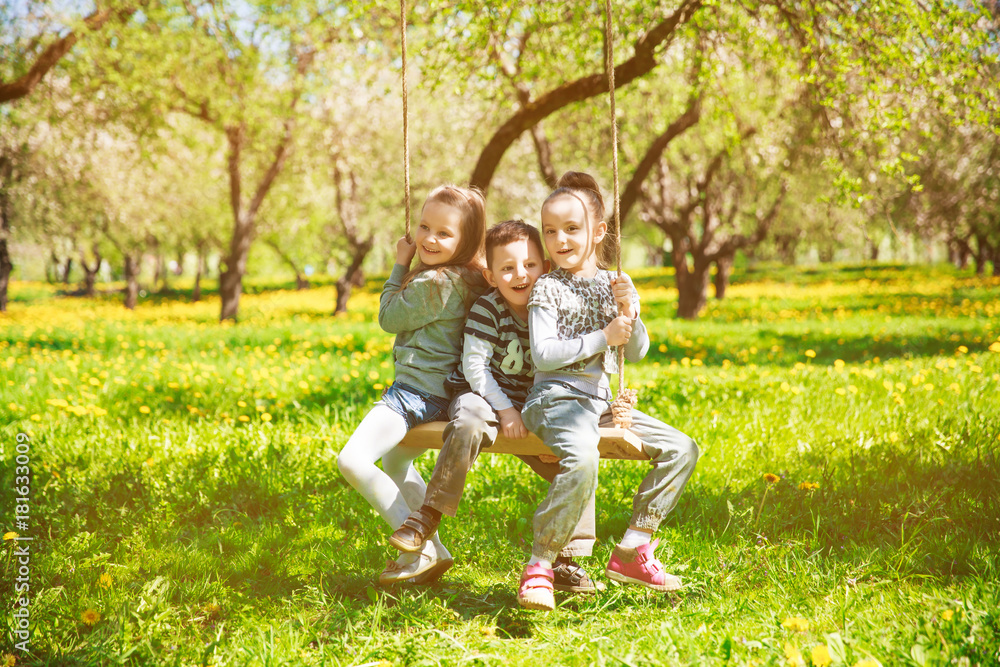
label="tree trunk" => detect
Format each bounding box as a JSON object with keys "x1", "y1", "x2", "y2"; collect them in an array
[
  {"x1": 123, "y1": 255, "x2": 140, "y2": 310},
  {"x1": 713, "y1": 252, "x2": 734, "y2": 300},
  {"x1": 61, "y1": 257, "x2": 73, "y2": 284},
  {"x1": 219, "y1": 221, "x2": 253, "y2": 321},
  {"x1": 868, "y1": 239, "x2": 880, "y2": 261},
  {"x1": 192, "y1": 249, "x2": 204, "y2": 302},
  {"x1": 672, "y1": 243, "x2": 710, "y2": 320},
  {"x1": 335, "y1": 244, "x2": 372, "y2": 314},
  {"x1": 776, "y1": 234, "x2": 797, "y2": 265},
  {"x1": 993, "y1": 246, "x2": 1000, "y2": 277},
  {"x1": 80, "y1": 245, "x2": 102, "y2": 297},
  {"x1": 973, "y1": 235, "x2": 990, "y2": 276}
]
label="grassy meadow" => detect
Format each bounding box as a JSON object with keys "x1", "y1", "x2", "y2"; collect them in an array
[{"x1": 1, "y1": 264, "x2": 999, "y2": 666}]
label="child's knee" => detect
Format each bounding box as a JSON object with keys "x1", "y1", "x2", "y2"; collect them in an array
[
  {"x1": 562, "y1": 446, "x2": 600, "y2": 481},
  {"x1": 337, "y1": 448, "x2": 365, "y2": 487}
]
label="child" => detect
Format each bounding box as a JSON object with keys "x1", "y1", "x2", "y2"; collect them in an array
[
  {"x1": 337, "y1": 185, "x2": 488, "y2": 585},
  {"x1": 517, "y1": 171, "x2": 700, "y2": 611},
  {"x1": 388, "y1": 220, "x2": 603, "y2": 593}
]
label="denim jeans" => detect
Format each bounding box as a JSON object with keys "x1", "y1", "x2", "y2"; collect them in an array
[
  {"x1": 375, "y1": 381, "x2": 450, "y2": 431},
  {"x1": 423, "y1": 391, "x2": 597, "y2": 557},
  {"x1": 522, "y1": 380, "x2": 700, "y2": 562}
]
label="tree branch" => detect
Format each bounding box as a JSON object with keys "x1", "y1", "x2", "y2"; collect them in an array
[
  {"x1": 0, "y1": 5, "x2": 137, "y2": 104},
  {"x1": 469, "y1": 0, "x2": 703, "y2": 191}
]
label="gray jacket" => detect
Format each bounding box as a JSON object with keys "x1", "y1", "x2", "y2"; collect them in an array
[{"x1": 379, "y1": 263, "x2": 487, "y2": 399}]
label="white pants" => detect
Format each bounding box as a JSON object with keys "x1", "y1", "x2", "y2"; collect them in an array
[{"x1": 337, "y1": 405, "x2": 443, "y2": 548}]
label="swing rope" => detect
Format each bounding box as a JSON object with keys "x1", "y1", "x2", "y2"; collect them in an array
[
  {"x1": 605, "y1": 0, "x2": 638, "y2": 430},
  {"x1": 400, "y1": 0, "x2": 411, "y2": 241}
]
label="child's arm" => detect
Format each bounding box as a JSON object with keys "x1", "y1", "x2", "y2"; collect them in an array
[
  {"x1": 529, "y1": 304, "x2": 617, "y2": 372},
  {"x1": 463, "y1": 335, "x2": 528, "y2": 439},
  {"x1": 612, "y1": 273, "x2": 650, "y2": 362},
  {"x1": 378, "y1": 240, "x2": 458, "y2": 334}
]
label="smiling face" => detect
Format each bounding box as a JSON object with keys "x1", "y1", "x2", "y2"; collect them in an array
[
  {"x1": 540, "y1": 194, "x2": 606, "y2": 277},
  {"x1": 484, "y1": 237, "x2": 547, "y2": 318},
  {"x1": 415, "y1": 200, "x2": 463, "y2": 266}
]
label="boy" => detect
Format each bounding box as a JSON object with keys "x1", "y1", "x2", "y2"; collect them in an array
[{"x1": 389, "y1": 219, "x2": 603, "y2": 593}]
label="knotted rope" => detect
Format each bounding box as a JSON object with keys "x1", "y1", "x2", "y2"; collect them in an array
[{"x1": 605, "y1": 0, "x2": 637, "y2": 429}]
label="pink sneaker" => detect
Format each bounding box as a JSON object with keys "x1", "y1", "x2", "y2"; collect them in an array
[
  {"x1": 517, "y1": 563, "x2": 555, "y2": 611},
  {"x1": 605, "y1": 538, "x2": 682, "y2": 591}
]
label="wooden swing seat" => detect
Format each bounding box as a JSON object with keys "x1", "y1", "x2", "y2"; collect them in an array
[{"x1": 399, "y1": 421, "x2": 649, "y2": 460}]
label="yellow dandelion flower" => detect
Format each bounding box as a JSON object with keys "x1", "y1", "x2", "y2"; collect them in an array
[
  {"x1": 261, "y1": 413, "x2": 272, "y2": 422},
  {"x1": 957, "y1": 345, "x2": 968, "y2": 354},
  {"x1": 782, "y1": 617, "x2": 809, "y2": 632},
  {"x1": 805, "y1": 350, "x2": 816, "y2": 358},
  {"x1": 781, "y1": 382, "x2": 791, "y2": 392},
  {"x1": 81, "y1": 608, "x2": 101, "y2": 625},
  {"x1": 368, "y1": 371, "x2": 380, "y2": 380},
  {"x1": 989, "y1": 341, "x2": 1000, "y2": 353},
  {"x1": 238, "y1": 415, "x2": 250, "y2": 422},
  {"x1": 138, "y1": 406, "x2": 150, "y2": 414},
  {"x1": 882, "y1": 380, "x2": 893, "y2": 391},
  {"x1": 798, "y1": 482, "x2": 819, "y2": 491},
  {"x1": 835, "y1": 387, "x2": 847, "y2": 396},
  {"x1": 238, "y1": 400, "x2": 247, "y2": 407},
  {"x1": 3, "y1": 532, "x2": 18, "y2": 541},
  {"x1": 298, "y1": 381, "x2": 309, "y2": 390},
  {"x1": 848, "y1": 385, "x2": 858, "y2": 394},
  {"x1": 783, "y1": 643, "x2": 805, "y2": 667},
  {"x1": 942, "y1": 609, "x2": 954, "y2": 621},
  {"x1": 764, "y1": 473, "x2": 780, "y2": 484},
  {"x1": 2, "y1": 652, "x2": 15, "y2": 667},
  {"x1": 99, "y1": 573, "x2": 113, "y2": 588},
  {"x1": 834, "y1": 359, "x2": 845, "y2": 369},
  {"x1": 853, "y1": 660, "x2": 881, "y2": 667},
  {"x1": 949, "y1": 383, "x2": 960, "y2": 392},
  {"x1": 888, "y1": 432, "x2": 899, "y2": 443},
  {"x1": 29, "y1": 414, "x2": 41, "y2": 422},
  {"x1": 811, "y1": 644, "x2": 832, "y2": 667}
]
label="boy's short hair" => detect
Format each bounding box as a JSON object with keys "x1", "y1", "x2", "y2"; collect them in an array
[{"x1": 485, "y1": 219, "x2": 543, "y2": 269}]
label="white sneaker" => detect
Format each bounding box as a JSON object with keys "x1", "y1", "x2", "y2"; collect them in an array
[{"x1": 378, "y1": 539, "x2": 453, "y2": 585}]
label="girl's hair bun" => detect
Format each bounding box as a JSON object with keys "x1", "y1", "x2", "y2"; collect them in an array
[{"x1": 557, "y1": 171, "x2": 604, "y2": 210}]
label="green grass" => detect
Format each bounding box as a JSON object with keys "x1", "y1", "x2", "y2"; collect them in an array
[{"x1": 2, "y1": 263, "x2": 999, "y2": 666}]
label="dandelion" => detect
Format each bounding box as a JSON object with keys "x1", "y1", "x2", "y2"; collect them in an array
[
  {"x1": 764, "y1": 473, "x2": 780, "y2": 484},
  {"x1": 798, "y1": 482, "x2": 819, "y2": 491},
  {"x1": 782, "y1": 617, "x2": 810, "y2": 632},
  {"x1": 139, "y1": 406, "x2": 150, "y2": 414},
  {"x1": 942, "y1": 609, "x2": 955, "y2": 621},
  {"x1": 3, "y1": 531, "x2": 18, "y2": 541},
  {"x1": 834, "y1": 359, "x2": 845, "y2": 369},
  {"x1": 238, "y1": 415, "x2": 250, "y2": 422},
  {"x1": 835, "y1": 387, "x2": 847, "y2": 396},
  {"x1": 811, "y1": 644, "x2": 832, "y2": 667},
  {"x1": 261, "y1": 413, "x2": 272, "y2": 422},
  {"x1": 989, "y1": 341, "x2": 1000, "y2": 353},
  {"x1": 805, "y1": 349, "x2": 816, "y2": 358},
  {"x1": 853, "y1": 660, "x2": 881, "y2": 667},
  {"x1": 783, "y1": 643, "x2": 805, "y2": 667},
  {"x1": 2, "y1": 653, "x2": 15, "y2": 667},
  {"x1": 99, "y1": 573, "x2": 113, "y2": 588},
  {"x1": 81, "y1": 608, "x2": 101, "y2": 625}
]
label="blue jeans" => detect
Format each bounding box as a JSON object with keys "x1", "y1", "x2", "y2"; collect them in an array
[
  {"x1": 522, "y1": 380, "x2": 700, "y2": 562},
  {"x1": 375, "y1": 381, "x2": 450, "y2": 431}
]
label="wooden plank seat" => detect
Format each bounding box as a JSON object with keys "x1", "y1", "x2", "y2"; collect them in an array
[{"x1": 399, "y1": 421, "x2": 649, "y2": 461}]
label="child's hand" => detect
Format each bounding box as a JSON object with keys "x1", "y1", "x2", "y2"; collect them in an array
[
  {"x1": 396, "y1": 235, "x2": 417, "y2": 267},
  {"x1": 498, "y1": 407, "x2": 528, "y2": 440},
  {"x1": 610, "y1": 273, "x2": 638, "y2": 319},
  {"x1": 603, "y1": 315, "x2": 633, "y2": 347}
]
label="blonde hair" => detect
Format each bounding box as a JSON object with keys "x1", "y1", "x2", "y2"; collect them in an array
[
  {"x1": 399, "y1": 184, "x2": 487, "y2": 293},
  {"x1": 542, "y1": 171, "x2": 616, "y2": 269}
]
